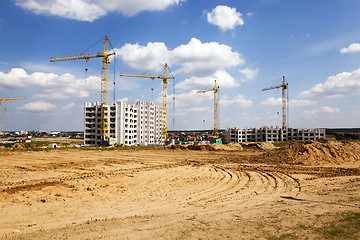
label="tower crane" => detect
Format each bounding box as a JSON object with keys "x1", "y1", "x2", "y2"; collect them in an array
[
  {"x1": 50, "y1": 36, "x2": 115, "y2": 145},
  {"x1": 262, "y1": 76, "x2": 288, "y2": 129},
  {"x1": 119, "y1": 63, "x2": 174, "y2": 142},
  {"x1": 0, "y1": 97, "x2": 27, "y2": 135},
  {"x1": 197, "y1": 80, "x2": 219, "y2": 138}
]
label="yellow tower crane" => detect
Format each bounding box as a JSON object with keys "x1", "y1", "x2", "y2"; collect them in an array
[
  {"x1": 50, "y1": 36, "x2": 115, "y2": 145},
  {"x1": 0, "y1": 97, "x2": 27, "y2": 135},
  {"x1": 262, "y1": 76, "x2": 288, "y2": 129},
  {"x1": 119, "y1": 63, "x2": 174, "y2": 142},
  {"x1": 197, "y1": 80, "x2": 219, "y2": 138}
]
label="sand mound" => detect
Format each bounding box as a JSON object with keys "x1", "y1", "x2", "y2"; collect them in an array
[
  {"x1": 264, "y1": 140, "x2": 360, "y2": 166},
  {"x1": 241, "y1": 142, "x2": 276, "y2": 151},
  {"x1": 13, "y1": 143, "x2": 25, "y2": 149},
  {"x1": 169, "y1": 143, "x2": 244, "y2": 151}
]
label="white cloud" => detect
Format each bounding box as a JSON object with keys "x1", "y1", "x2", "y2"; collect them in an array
[
  {"x1": 117, "y1": 97, "x2": 129, "y2": 102},
  {"x1": 33, "y1": 92, "x2": 68, "y2": 100},
  {"x1": 171, "y1": 38, "x2": 244, "y2": 76},
  {"x1": 300, "y1": 68, "x2": 360, "y2": 98},
  {"x1": 261, "y1": 97, "x2": 317, "y2": 107},
  {"x1": 304, "y1": 106, "x2": 340, "y2": 115},
  {"x1": 220, "y1": 95, "x2": 253, "y2": 107},
  {"x1": 117, "y1": 37, "x2": 244, "y2": 77},
  {"x1": 0, "y1": 68, "x2": 99, "y2": 100},
  {"x1": 175, "y1": 70, "x2": 239, "y2": 91},
  {"x1": 206, "y1": 5, "x2": 244, "y2": 31},
  {"x1": 15, "y1": 0, "x2": 107, "y2": 22},
  {"x1": 62, "y1": 102, "x2": 75, "y2": 110},
  {"x1": 115, "y1": 42, "x2": 169, "y2": 70},
  {"x1": 97, "y1": 0, "x2": 185, "y2": 17},
  {"x1": 289, "y1": 99, "x2": 317, "y2": 107},
  {"x1": 18, "y1": 101, "x2": 56, "y2": 111},
  {"x1": 15, "y1": 0, "x2": 185, "y2": 22},
  {"x1": 165, "y1": 90, "x2": 211, "y2": 108},
  {"x1": 186, "y1": 106, "x2": 211, "y2": 112},
  {"x1": 261, "y1": 97, "x2": 281, "y2": 106},
  {"x1": 239, "y1": 67, "x2": 259, "y2": 82},
  {"x1": 340, "y1": 43, "x2": 360, "y2": 53}
]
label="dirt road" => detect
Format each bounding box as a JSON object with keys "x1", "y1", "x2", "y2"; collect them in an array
[{"x1": 1, "y1": 141, "x2": 359, "y2": 239}]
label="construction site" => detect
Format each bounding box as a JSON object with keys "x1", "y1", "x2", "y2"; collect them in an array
[{"x1": 0, "y1": 36, "x2": 359, "y2": 240}]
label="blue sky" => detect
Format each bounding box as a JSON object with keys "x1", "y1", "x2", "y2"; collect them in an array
[{"x1": 0, "y1": 0, "x2": 359, "y2": 132}]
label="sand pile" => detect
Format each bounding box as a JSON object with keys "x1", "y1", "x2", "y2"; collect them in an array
[
  {"x1": 264, "y1": 140, "x2": 360, "y2": 166},
  {"x1": 170, "y1": 143, "x2": 245, "y2": 151}
]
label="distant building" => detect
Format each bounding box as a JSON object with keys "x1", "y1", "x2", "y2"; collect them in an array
[
  {"x1": 84, "y1": 100, "x2": 163, "y2": 147},
  {"x1": 326, "y1": 134, "x2": 336, "y2": 140},
  {"x1": 224, "y1": 126, "x2": 326, "y2": 143},
  {"x1": 19, "y1": 137, "x2": 31, "y2": 143}
]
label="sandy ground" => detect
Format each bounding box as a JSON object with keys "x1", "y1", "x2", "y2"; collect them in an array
[{"x1": 0, "y1": 141, "x2": 359, "y2": 239}]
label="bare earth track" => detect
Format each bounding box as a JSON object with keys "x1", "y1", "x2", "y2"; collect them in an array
[{"x1": 0, "y1": 140, "x2": 359, "y2": 239}]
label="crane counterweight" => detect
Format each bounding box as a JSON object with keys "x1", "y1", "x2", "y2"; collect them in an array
[
  {"x1": 0, "y1": 97, "x2": 27, "y2": 135},
  {"x1": 197, "y1": 80, "x2": 219, "y2": 138},
  {"x1": 262, "y1": 76, "x2": 288, "y2": 129},
  {"x1": 50, "y1": 36, "x2": 114, "y2": 145},
  {"x1": 119, "y1": 63, "x2": 174, "y2": 143}
]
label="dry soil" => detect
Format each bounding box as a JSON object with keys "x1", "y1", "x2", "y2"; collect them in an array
[{"x1": 0, "y1": 140, "x2": 359, "y2": 239}]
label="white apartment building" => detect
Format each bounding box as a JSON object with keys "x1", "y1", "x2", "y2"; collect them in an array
[
  {"x1": 224, "y1": 126, "x2": 325, "y2": 143},
  {"x1": 84, "y1": 100, "x2": 163, "y2": 147}
]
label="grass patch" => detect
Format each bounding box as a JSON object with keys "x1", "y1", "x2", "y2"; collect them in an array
[
  {"x1": 267, "y1": 211, "x2": 360, "y2": 240},
  {"x1": 319, "y1": 212, "x2": 360, "y2": 239}
]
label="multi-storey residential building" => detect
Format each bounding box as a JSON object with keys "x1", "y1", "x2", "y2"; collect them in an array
[
  {"x1": 224, "y1": 126, "x2": 325, "y2": 143},
  {"x1": 84, "y1": 100, "x2": 163, "y2": 147}
]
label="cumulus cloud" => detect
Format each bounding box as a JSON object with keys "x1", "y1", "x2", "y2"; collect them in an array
[
  {"x1": 206, "y1": 5, "x2": 244, "y2": 31},
  {"x1": 15, "y1": 0, "x2": 184, "y2": 21},
  {"x1": 18, "y1": 101, "x2": 56, "y2": 111},
  {"x1": 117, "y1": 38, "x2": 244, "y2": 77},
  {"x1": 171, "y1": 38, "x2": 244, "y2": 76},
  {"x1": 261, "y1": 98, "x2": 317, "y2": 107},
  {"x1": 299, "y1": 68, "x2": 360, "y2": 98},
  {"x1": 340, "y1": 43, "x2": 360, "y2": 53},
  {"x1": 304, "y1": 106, "x2": 340, "y2": 115},
  {"x1": 0, "y1": 68, "x2": 99, "y2": 100},
  {"x1": 62, "y1": 102, "x2": 75, "y2": 110},
  {"x1": 15, "y1": 0, "x2": 106, "y2": 22},
  {"x1": 289, "y1": 99, "x2": 317, "y2": 107},
  {"x1": 97, "y1": 0, "x2": 185, "y2": 17},
  {"x1": 166, "y1": 90, "x2": 211, "y2": 108},
  {"x1": 261, "y1": 97, "x2": 281, "y2": 106},
  {"x1": 115, "y1": 42, "x2": 169, "y2": 70},
  {"x1": 220, "y1": 95, "x2": 253, "y2": 107},
  {"x1": 33, "y1": 92, "x2": 69, "y2": 100},
  {"x1": 175, "y1": 70, "x2": 239, "y2": 91},
  {"x1": 186, "y1": 106, "x2": 211, "y2": 112},
  {"x1": 239, "y1": 67, "x2": 259, "y2": 82}
]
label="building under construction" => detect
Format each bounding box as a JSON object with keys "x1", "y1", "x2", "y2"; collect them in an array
[
  {"x1": 84, "y1": 100, "x2": 163, "y2": 147},
  {"x1": 224, "y1": 126, "x2": 326, "y2": 143}
]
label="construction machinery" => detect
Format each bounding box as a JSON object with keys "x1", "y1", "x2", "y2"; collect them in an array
[
  {"x1": 119, "y1": 63, "x2": 174, "y2": 143},
  {"x1": 50, "y1": 36, "x2": 115, "y2": 145},
  {"x1": 197, "y1": 80, "x2": 219, "y2": 138},
  {"x1": 0, "y1": 97, "x2": 27, "y2": 135},
  {"x1": 262, "y1": 76, "x2": 288, "y2": 129}
]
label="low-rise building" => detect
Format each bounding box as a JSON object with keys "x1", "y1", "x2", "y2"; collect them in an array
[{"x1": 224, "y1": 126, "x2": 325, "y2": 143}]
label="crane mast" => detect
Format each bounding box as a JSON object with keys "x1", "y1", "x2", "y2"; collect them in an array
[
  {"x1": 119, "y1": 63, "x2": 174, "y2": 143},
  {"x1": 0, "y1": 97, "x2": 27, "y2": 135},
  {"x1": 50, "y1": 36, "x2": 115, "y2": 145},
  {"x1": 262, "y1": 76, "x2": 288, "y2": 129},
  {"x1": 197, "y1": 80, "x2": 219, "y2": 138}
]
